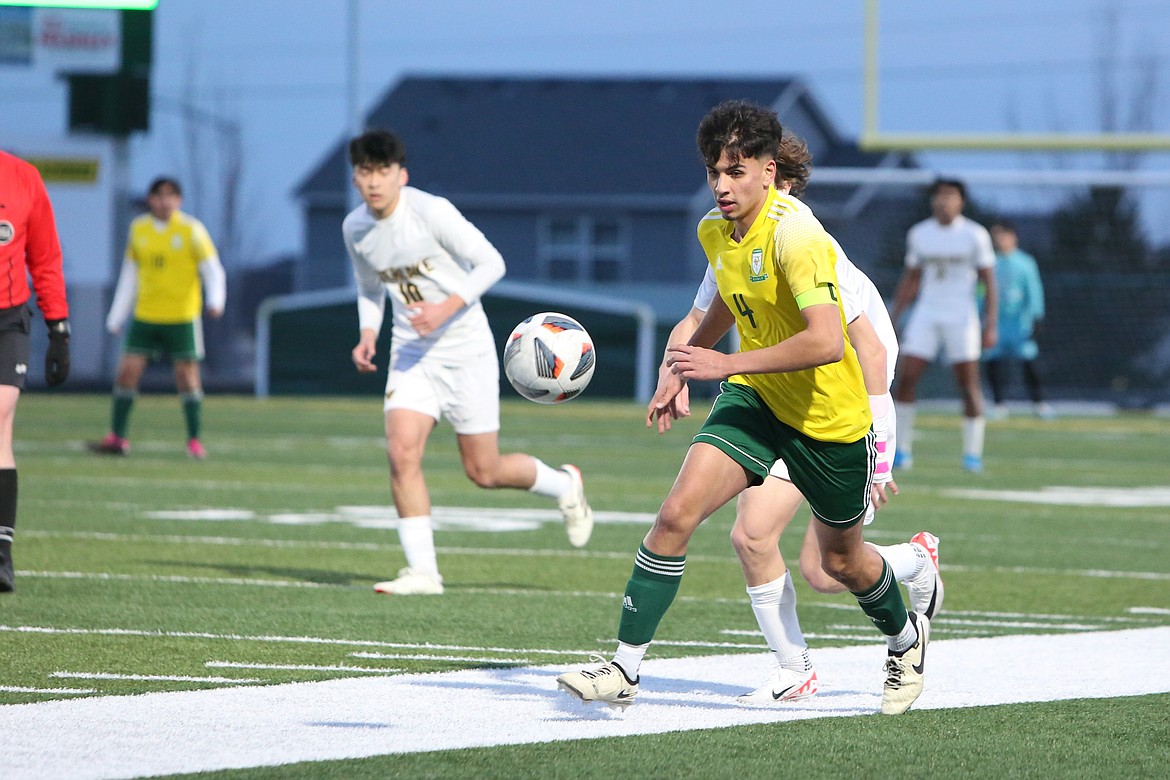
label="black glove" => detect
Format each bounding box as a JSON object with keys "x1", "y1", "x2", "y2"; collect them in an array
[{"x1": 45, "y1": 319, "x2": 70, "y2": 387}]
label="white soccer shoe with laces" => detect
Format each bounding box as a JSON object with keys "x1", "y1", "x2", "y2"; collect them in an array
[
  {"x1": 373, "y1": 567, "x2": 444, "y2": 596},
  {"x1": 558, "y1": 464, "x2": 593, "y2": 548},
  {"x1": 556, "y1": 654, "x2": 639, "y2": 709},
  {"x1": 736, "y1": 665, "x2": 819, "y2": 707},
  {"x1": 907, "y1": 531, "x2": 944, "y2": 619},
  {"x1": 881, "y1": 612, "x2": 930, "y2": 715}
]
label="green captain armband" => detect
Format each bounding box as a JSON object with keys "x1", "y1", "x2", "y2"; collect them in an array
[{"x1": 794, "y1": 283, "x2": 838, "y2": 309}]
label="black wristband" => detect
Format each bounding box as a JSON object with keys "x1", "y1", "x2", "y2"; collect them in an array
[{"x1": 47, "y1": 319, "x2": 71, "y2": 336}]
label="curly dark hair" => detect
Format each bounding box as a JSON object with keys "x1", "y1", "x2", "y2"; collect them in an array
[
  {"x1": 348, "y1": 129, "x2": 406, "y2": 168},
  {"x1": 776, "y1": 134, "x2": 812, "y2": 196},
  {"x1": 697, "y1": 100, "x2": 783, "y2": 168}
]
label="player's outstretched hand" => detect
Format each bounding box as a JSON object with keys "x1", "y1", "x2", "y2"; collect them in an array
[
  {"x1": 407, "y1": 298, "x2": 461, "y2": 337},
  {"x1": 982, "y1": 322, "x2": 998, "y2": 351},
  {"x1": 871, "y1": 478, "x2": 899, "y2": 510},
  {"x1": 667, "y1": 344, "x2": 728, "y2": 382},
  {"x1": 351, "y1": 339, "x2": 378, "y2": 373},
  {"x1": 646, "y1": 369, "x2": 690, "y2": 433}
]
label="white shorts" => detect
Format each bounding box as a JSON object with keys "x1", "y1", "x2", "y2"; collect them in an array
[
  {"x1": 899, "y1": 304, "x2": 981, "y2": 365},
  {"x1": 384, "y1": 350, "x2": 500, "y2": 435},
  {"x1": 768, "y1": 459, "x2": 875, "y2": 525}
]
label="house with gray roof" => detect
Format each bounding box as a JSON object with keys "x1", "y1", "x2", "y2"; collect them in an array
[{"x1": 294, "y1": 76, "x2": 919, "y2": 315}]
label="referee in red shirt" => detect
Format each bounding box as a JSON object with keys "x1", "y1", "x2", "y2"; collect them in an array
[{"x1": 0, "y1": 150, "x2": 71, "y2": 592}]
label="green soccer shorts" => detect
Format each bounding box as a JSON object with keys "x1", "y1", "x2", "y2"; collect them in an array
[
  {"x1": 124, "y1": 318, "x2": 204, "y2": 362},
  {"x1": 693, "y1": 381, "x2": 874, "y2": 527}
]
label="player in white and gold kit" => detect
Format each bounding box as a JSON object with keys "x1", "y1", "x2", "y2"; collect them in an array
[
  {"x1": 343, "y1": 130, "x2": 592, "y2": 596},
  {"x1": 558, "y1": 102, "x2": 929, "y2": 716},
  {"x1": 891, "y1": 179, "x2": 997, "y2": 472}
]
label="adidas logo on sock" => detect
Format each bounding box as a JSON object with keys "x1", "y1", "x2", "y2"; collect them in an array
[{"x1": 622, "y1": 595, "x2": 638, "y2": 613}]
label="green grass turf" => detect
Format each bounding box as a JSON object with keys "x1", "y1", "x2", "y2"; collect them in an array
[{"x1": 4, "y1": 393, "x2": 1169, "y2": 777}]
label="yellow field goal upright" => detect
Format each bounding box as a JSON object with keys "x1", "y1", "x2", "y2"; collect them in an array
[{"x1": 861, "y1": 0, "x2": 1170, "y2": 152}]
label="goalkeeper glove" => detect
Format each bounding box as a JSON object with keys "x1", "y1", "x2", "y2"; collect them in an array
[{"x1": 45, "y1": 319, "x2": 70, "y2": 387}]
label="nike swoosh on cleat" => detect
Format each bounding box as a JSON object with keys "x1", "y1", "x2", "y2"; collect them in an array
[
  {"x1": 772, "y1": 685, "x2": 798, "y2": 700},
  {"x1": 912, "y1": 641, "x2": 927, "y2": 675}
]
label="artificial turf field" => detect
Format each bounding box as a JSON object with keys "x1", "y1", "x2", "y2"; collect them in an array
[{"x1": 3, "y1": 394, "x2": 1169, "y2": 778}]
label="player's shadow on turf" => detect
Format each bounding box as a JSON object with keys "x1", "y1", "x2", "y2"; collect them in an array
[
  {"x1": 411, "y1": 667, "x2": 631, "y2": 721},
  {"x1": 413, "y1": 668, "x2": 868, "y2": 717},
  {"x1": 145, "y1": 559, "x2": 371, "y2": 587}
]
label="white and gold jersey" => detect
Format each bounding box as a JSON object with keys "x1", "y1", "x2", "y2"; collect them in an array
[
  {"x1": 343, "y1": 187, "x2": 505, "y2": 363},
  {"x1": 905, "y1": 214, "x2": 995, "y2": 310}
]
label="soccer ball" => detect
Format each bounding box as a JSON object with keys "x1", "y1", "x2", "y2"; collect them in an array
[{"x1": 502, "y1": 312, "x2": 596, "y2": 404}]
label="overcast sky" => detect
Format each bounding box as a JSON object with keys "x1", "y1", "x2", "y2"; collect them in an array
[{"x1": 4, "y1": 0, "x2": 1169, "y2": 262}]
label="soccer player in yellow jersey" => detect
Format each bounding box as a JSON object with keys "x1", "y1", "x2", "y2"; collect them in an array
[
  {"x1": 558, "y1": 101, "x2": 929, "y2": 716},
  {"x1": 89, "y1": 177, "x2": 226, "y2": 459}
]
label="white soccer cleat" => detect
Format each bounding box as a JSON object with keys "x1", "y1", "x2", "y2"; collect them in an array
[
  {"x1": 907, "y1": 531, "x2": 944, "y2": 619},
  {"x1": 556, "y1": 654, "x2": 639, "y2": 709},
  {"x1": 736, "y1": 664, "x2": 819, "y2": 707},
  {"x1": 881, "y1": 612, "x2": 930, "y2": 715},
  {"x1": 558, "y1": 464, "x2": 593, "y2": 548},
  {"x1": 373, "y1": 567, "x2": 444, "y2": 596}
]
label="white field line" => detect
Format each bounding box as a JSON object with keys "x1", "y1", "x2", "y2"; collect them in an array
[
  {"x1": 207, "y1": 663, "x2": 403, "y2": 674},
  {"x1": 20, "y1": 571, "x2": 337, "y2": 589},
  {"x1": 49, "y1": 672, "x2": 265, "y2": 684},
  {"x1": 44, "y1": 475, "x2": 347, "y2": 493},
  {"x1": 927, "y1": 618, "x2": 1108, "y2": 630},
  {"x1": 4, "y1": 627, "x2": 1169, "y2": 780},
  {"x1": 942, "y1": 563, "x2": 1170, "y2": 581},
  {"x1": 21, "y1": 528, "x2": 1170, "y2": 580},
  {"x1": 0, "y1": 624, "x2": 599, "y2": 656},
  {"x1": 0, "y1": 686, "x2": 95, "y2": 695},
  {"x1": 350, "y1": 652, "x2": 530, "y2": 665}
]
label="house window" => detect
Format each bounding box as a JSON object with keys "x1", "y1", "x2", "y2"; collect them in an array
[{"x1": 538, "y1": 216, "x2": 630, "y2": 283}]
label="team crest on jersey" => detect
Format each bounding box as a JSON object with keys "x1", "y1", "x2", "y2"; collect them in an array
[
  {"x1": 171, "y1": 235, "x2": 184, "y2": 250},
  {"x1": 749, "y1": 248, "x2": 768, "y2": 282},
  {"x1": 0, "y1": 220, "x2": 13, "y2": 245}
]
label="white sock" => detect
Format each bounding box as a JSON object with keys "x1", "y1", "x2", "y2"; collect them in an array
[
  {"x1": 397, "y1": 515, "x2": 439, "y2": 576},
  {"x1": 895, "y1": 402, "x2": 916, "y2": 458},
  {"x1": 612, "y1": 641, "x2": 649, "y2": 680},
  {"x1": 747, "y1": 572, "x2": 809, "y2": 669},
  {"x1": 888, "y1": 612, "x2": 920, "y2": 654},
  {"x1": 529, "y1": 458, "x2": 571, "y2": 498},
  {"x1": 868, "y1": 542, "x2": 922, "y2": 583},
  {"x1": 962, "y1": 416, "x2": 985, "y2": 457}
]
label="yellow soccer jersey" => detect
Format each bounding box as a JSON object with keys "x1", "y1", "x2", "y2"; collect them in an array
[
  {"x1": 696, "y1": 188, "x2": 871, "y2": 442},
  {"x1": 126, "y1": 211, "x2": 218, "y2": 323}
]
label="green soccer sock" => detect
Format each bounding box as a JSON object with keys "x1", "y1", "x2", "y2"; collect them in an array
[
  {"x1": 112, "y1": 390, "x2": 135, "y2": 439},
  {"x1": 181, "y1": 391, "x2": 203, "y2": 440},
  {"x1": 617, "y1": 544, "x2": 686, "y2": 646},
  {"x1": 852, "y1": 559, "x2": 910, "y2": 636}
]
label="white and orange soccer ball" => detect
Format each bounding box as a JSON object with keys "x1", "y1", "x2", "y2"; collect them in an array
[{"x1": 502, "y1": 312, "x2": 596, "y2": 404}]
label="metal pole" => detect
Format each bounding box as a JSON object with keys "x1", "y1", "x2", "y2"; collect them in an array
[
  {"x1": 104, "y1": 136, "x2": 132, "y2": 377},
  {"x1": 346, "y1": 0, "x2": 361, "y2": 210}
]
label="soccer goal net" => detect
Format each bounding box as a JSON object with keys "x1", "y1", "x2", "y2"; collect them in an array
[{"x1": 254, "y1": 281, "x2": 661, "y2": 400}]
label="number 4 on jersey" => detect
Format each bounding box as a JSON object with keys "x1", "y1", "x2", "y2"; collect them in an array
[{"x1": 732, "y1": 293, "x2": 757, "y2": 329}]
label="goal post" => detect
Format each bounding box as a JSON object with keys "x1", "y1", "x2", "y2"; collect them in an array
[{"x1": 861, "y1": 0, "x2": 1170, "y2": 153}]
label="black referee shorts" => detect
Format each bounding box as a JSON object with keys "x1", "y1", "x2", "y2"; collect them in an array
[{"x1": 0, "y1": 304, "x2": 32, "y2": 389}]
